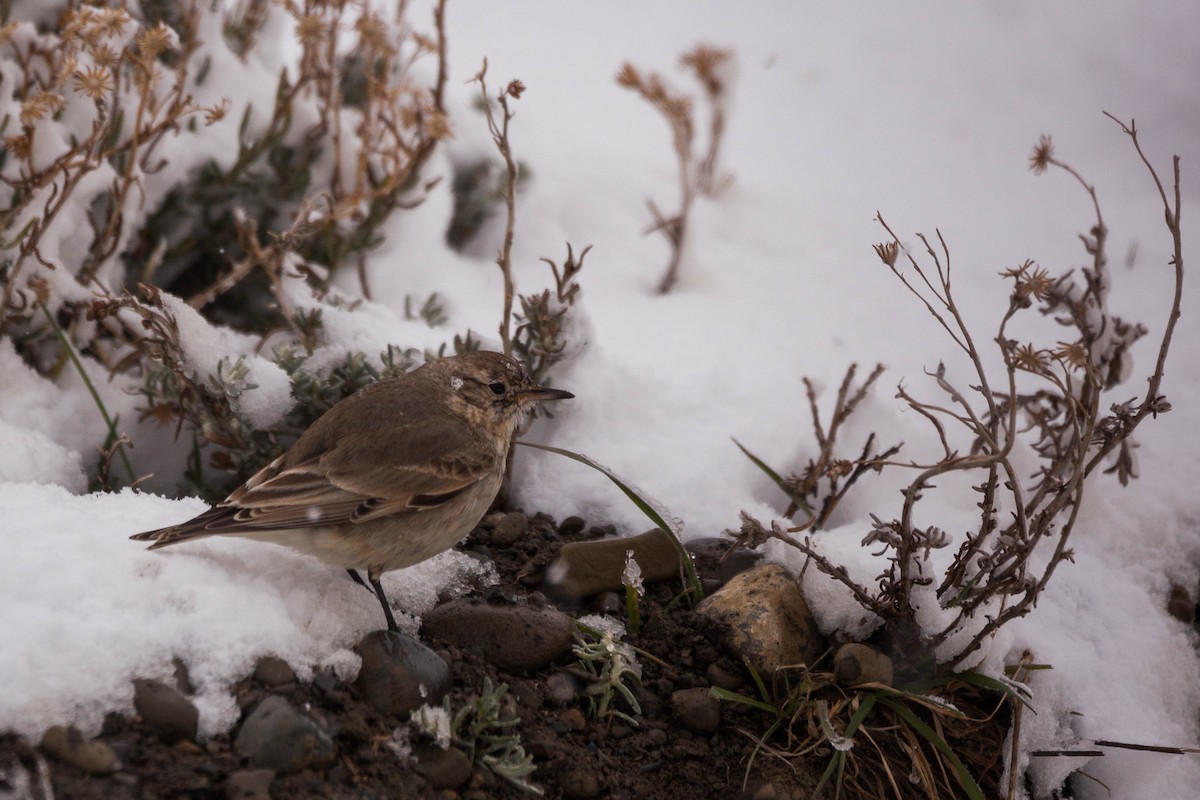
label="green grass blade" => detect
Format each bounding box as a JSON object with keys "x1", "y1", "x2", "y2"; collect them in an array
[
  {"x1": 708, "y1": 686, "x2": 782, "y2": 716},
  {"x1": 39, "y1": 302, "x2": 136, "y2": 485},
  {"x1": 732, "y1": 437, "x2": 814, "y2": 516},
  {"x1": 879, "y1": 697, "x2": 984, "y2": 800},
  {"x1": 515, "y1": 441, "x2": 703, "y2": 601}
]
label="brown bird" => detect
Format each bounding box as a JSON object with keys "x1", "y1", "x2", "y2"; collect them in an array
[{"x1": 131, "y1": 351, "x2": 573, "y2": 631}]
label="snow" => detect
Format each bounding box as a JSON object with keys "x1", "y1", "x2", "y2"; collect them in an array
[{"x1": 3, "y1": 2, "x2": 1200, "y2": 796}]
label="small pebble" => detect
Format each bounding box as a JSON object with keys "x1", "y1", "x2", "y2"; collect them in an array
[
  {"x1": 253, "y1": 656, "x2": 297, "y2": 687},
  {"x1": 134, "y1": 679, "x2": 199, "y2": 743},
  {"x1": 415, "y1": 744, "x2": 473, "y2": 790},
  {"x1": 589, "y1": 524, "x2": 617, "y2": 538},
  {"x1": 671, "y1": 687, "x2": 721, "y2": 735},
  {"x1": 491, "y1": 512, "x2": 529, "y2": 547},
  {"x1": 39, "y1": 726, "x2": 118, "y2": 774},
  {"x1": 561, "y1": 765, "x2": 601, "y2": 799},
  {"x1": 558, "y1": 516, "x2": 587, "y2": 536},
  {"x1": 226, "y1": 768, "x2": 274, "y2": 800}
]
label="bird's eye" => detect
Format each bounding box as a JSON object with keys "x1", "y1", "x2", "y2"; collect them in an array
[{"x1": 488, "y1": 381, "x2": 506, "y2": 395}]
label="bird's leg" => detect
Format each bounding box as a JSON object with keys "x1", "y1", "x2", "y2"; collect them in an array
[
  {"x1": 346, "y1": 569, "x2": 370, "y2": 589},
  {"x1": 368, "y1": 572, "x2": 400, "y2": 632}
]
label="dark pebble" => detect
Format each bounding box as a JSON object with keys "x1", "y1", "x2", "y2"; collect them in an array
[
  {"x1": 133, "y1": 679, "x2": 199, "y2": 743},
  {"x1": 589, "y1": 524, "x2": 617, "y2": 538},
  {"x1": 253, "y1": 656, "x2": 297, "y2": 687},
  {"x1": 226, "y1": 768, "x2": 275, "y2": 800},
  {"x1": 671, "y1": 688, "x2": 721, "y2": 735},
  {"x1": 415, "y1": 744, "x2": 473, "y2": 790},
  {"x1": 234, "y1": 696, "x2": 337, "y2": 773},
  {"x1": 559, "y1": 516, "x2": 587, "y2": 536}
]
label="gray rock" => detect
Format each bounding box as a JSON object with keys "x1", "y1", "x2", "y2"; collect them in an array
[
  {"x1": 834, "y1": 643, "x2": 894, "y2": 687},
  {"x1": 253, "y1": 656, "x2": 297, "y2": 688},
  {"x1": 39, "y1": 726, "x2": 118, "y2": 774},
  {"x1": 694, "y1": 564, "x2": 824, "y2": 675},
  {"x1": 686, "y1": 536, "x2": 765, "y2": 586},
  {"x1": 544, "y1": 528, "x2": 685, "y2": 599},
  {"x1": 234, "y1": 696, "x2": 336, "y2": 773},
  {"x1": 226, "y1": 768, "x2": 275, "y2": 800},
  {"x1": 414, "y1": 744, "x2": 473, "y2": 790},
  {"x1": 133, "y1": 679, "x2": 199, "y2": 743},
  {"x1": 354, "y1": 631, "x2": 451, "y2": 717},
  {"x1": 422, "y1": 599, "x2": 574, "y2": 672},
  {"x1": 490, "y1": 512, "x2": 529, "y2": 547},
  {"x1": 671, "y1": 687, "x2": 721, "y2": 735}
]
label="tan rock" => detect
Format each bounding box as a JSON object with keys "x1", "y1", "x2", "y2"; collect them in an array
[
  {"x1": 833, "y1": 643, "x2": 894, "y2": 687},
  {"x1": 694, "y1": 564, "x2": 823, "y2": 675},
  {"x1": 544, "y1": 528, "x2": 685, "y2": 599}
]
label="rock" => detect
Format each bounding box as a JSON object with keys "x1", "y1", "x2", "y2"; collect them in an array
[
  {"x1": 39, "y1": 726, "x2": 118, "y2": 774},
  {"x1": 589, "y1": 524, "x2": 617, "y2": 538},
  {"x1": 706, "y1": 662, "x2": 744, "y2": 692},
  {"x1": 687, "y1": 536, "x2": 765, "y2": 586},
  {"x1": 671, "y1": 688, "x2": 721, "y2": 735},
  {"x1": 510, "y1": 680, "x2": 543, "y2": 710},
  {"x1": 1167, "y1": 583, "x2": 1196, "y2": 624},
  {"x1": 415, "y1": 744, "x2": 473, "y2": 790},
  {"x1": 355, "y1": 631, "x2": 451, "y2": 717},
  {"x1": 558, "y1": 707, "x2": 588, "y2": 731},
  {"x1": 234, "y1": 696, "x2": 337, "y2": 773},
  {"x1": 560, "y1": 764, "x2": 602, "y2": 799},
  {"x1": 422, "y1": 599, "x2": 574, "y2": 672},
  {"x1": 226, "y1": 768, "x2": 275, "y2": 800},
  {"x1": 834, "y1": 643, "x2": 894, "y2": 687},
  {"x1": 544, "y1": 528, "x2": 685, "y2": 599},
  {"x1": 491, "y1": 512, "x2": 529, "y2": 547},
  {"x1": 133, "y1": 679, "x2": 199, "y2": 743},
  {"x1": 253, "y1": 656, "x2": 297, "y2": 688},
  {"x1": 558, "y1": 516, "x2": 587, "y2": 536},
  {"x1": 693, "y1": 564, "x2": 824, "y2": 675},
  {"x1": 172, "y1": 658, "x2": 195, "y2": 695}
]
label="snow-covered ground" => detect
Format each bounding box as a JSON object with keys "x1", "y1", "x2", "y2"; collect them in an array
[{"x1": 2, "y1": 2, "x2": 1199, "y2": 797}]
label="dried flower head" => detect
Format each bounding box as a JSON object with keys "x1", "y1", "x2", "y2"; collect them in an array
[
  {"x1": 96, "y1": 7, "x2": 131, "y2": 39},
  {"x1": 615, "y1": 63, "x2": 641, "y2": 90},
  {"x1": 294, "y1": 13, "x2": 328, "y2": 46},
  {"x1": 1013, "y1": 343, "x2": 1050, "y2": 374},
  {"x1": 204, "y1": 98, "x2": 231, "y2": 126},
  {"x1": 679, "y1": 43, "x2": 731, "y2": 98},
  {"x1": 4, "y1": 133, "x2": 32, "y2": 162},
  {"x1": 137, "y1": 22, "x2": 176, "y2": 61},
  {"x1": 873, "y1": 241, "x2": 900, "y2": 267},
  {"x1": 1053, "y1": 340, "x2": 1088, "y2": 370},
  {"x1": 505, "y1": 80, "x2": 526, "y2": 100},
  {"x1": 19, "y1": 91, "x2": 65, "y2": 125},
  {"x1": 73, "y1": 65, "x2": 113, "y2": 100},
  {"x1": 1014, "y1": 264, "x2": 1055, "y2": 302},
  {"x1": 1029, "y1": 134, "x2": 1054, "y2": 175}
]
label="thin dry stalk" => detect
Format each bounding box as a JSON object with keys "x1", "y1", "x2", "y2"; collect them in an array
[{"x1": 473, "y1": 59, "x2": 525, "y2": 355}]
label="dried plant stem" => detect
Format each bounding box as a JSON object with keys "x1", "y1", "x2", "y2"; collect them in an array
[{"x1": 474, "y1": 59, "x2": 522, "y2": 356}]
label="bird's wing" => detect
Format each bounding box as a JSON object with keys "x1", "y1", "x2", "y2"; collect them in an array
[{"x1": 219, "y1": 447, "x2": 494, "y2": 529}]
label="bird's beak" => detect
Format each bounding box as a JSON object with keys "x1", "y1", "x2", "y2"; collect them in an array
[{"x1": 521, "y1": 386, "x2": 575, "y2": 402}]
